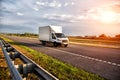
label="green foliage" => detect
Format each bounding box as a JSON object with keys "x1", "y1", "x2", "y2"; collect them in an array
[
  {"x1": 0, "y1": 68, "x2": 10, "y2": 80},
  {"x1": 5, "y1": 32, "x2": 38, "y2": 37},
  {"x1": 20, "y1": 45, "x2": 105, "y2": 80},
  {"x1": 10, "y1": 44, "x2": 105, "y2": 79}
]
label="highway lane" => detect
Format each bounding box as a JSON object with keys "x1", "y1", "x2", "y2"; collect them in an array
[
  {"x1": 4, "y1": 36, "x2": 120, "y2": 80},
  {"x1": 57, "y1": 44, "x2": 120, "y2": 64}
]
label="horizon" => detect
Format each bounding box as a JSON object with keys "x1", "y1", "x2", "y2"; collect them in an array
[{"x1": 1, "y1": 32, "x2": 119, "y2": 37}]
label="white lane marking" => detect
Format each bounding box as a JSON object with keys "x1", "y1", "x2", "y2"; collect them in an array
[
  {"x1": 116, "y1": 64, "x2": 120, "y2": 67},
  {"x1": 111, "y1": 63, "x2": 117, "y2": 66},
  {"x1": 42, "y1": 46, "x2": 120, "y2": 67},
  {"x1": 103, "y1": 61, "x2": 107, "y2": 63},
  {"x1": 98, "y1": 59, "x2": 102, "y2": 62}
]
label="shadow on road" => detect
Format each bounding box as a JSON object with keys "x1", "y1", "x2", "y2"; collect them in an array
[
  {"x1": 8, "y1": 41, "x2": 64, "y2": 48},
  {"x1": 9, "y1": 41, "x2": 44, "y2": 47}
]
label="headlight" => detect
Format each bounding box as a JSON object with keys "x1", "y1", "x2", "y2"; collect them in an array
[{"x1": 62, "y1": 40, "x2": 68, "y2": 42}]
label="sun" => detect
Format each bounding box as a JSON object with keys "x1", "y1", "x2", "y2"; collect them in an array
[
  {"x1": 90, "y1": 7, "x2": 118, "y2": 23},
  {"x1": 99, "y1": 11, "x2": 116, "y2": 23}
]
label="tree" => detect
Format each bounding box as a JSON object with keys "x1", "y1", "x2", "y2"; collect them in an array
[
  {"x1": 99, "y1": 34, "x2": 107, "y2": 38},
  {"x1": 115, "y1": 34, "x2": 120, "y2": 37}
]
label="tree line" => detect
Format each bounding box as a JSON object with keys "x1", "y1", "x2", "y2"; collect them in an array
[
  {"x1": 1, "y1": 33, "x2": 120, "y2": 40},
  {"x1": 69, "y1": 34, "x2": 120, "y2": 40},
  {"x1": 3, "y1": 32, "x2": 38, "y2": 37}
]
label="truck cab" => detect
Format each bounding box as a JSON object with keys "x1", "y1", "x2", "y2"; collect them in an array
[{"x1": 51, "y1": 33, "x2": 69, "y2": 47}]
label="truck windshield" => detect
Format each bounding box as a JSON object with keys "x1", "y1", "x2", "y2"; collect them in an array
[{"x1": 55, "y1": 33, "x2": 66, "y2": 38}]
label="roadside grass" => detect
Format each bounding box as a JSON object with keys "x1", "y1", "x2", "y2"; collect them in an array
[
  {"x1": 69, "y1": 38, "x2": 120, "y2": 46},
  {"x1": 0, "y1": 48, "x2": 11, "y2": 80},
  {"x1": 0, "y1": 36, "x2": 105, "y2": 80}
]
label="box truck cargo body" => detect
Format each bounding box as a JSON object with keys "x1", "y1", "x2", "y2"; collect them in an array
[{"x1": 39, "y1": 25, "x2": 69, "y2": 47}]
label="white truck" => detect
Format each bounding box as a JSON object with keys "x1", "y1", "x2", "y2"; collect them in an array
[{"x1": 39, "y1": 25, "x2": 69, "y2": 47}]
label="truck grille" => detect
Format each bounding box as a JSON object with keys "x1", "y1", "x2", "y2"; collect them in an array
[{"x1": 62, "y1": 40, "x2": 68, "y2": 42}]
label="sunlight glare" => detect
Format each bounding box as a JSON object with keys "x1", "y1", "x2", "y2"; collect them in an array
[{"x1": 99, "y1": 11, "x2": 116, "y2": 23}]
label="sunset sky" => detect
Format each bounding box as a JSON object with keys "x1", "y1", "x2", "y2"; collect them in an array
[{"x1": 0, "y1": 0, "x2": 120, "y2": 36}]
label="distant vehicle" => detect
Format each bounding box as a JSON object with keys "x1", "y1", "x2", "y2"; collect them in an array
[{"x1": 39, "y1": 25, "x2": 69, "y2": 47}]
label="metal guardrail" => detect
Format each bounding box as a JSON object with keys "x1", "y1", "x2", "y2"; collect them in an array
[{"x1": 0, "y1": 38, "x2": 59, "y2": 80}]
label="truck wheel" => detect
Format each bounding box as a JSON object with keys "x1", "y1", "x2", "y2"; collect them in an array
[
  {"x1": 53, "y1": 42, "x2": 57, "y2": 47},
  {"x1": 64, "y1": 44, "x2": 68, "y2": 47},
  {"x1": 42, "y1": 41, "x2": 46, "y2": 46}
]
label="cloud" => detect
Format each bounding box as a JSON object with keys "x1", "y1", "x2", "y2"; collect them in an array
[
  {"x1": 43, "y1": 14, "x2": 72, "y2": 20},
  {"x1": 1, "y1": 0, "x2": 120, "y2": 36},
  {"x1": 43, "y1": 13, "x2": 73, "y2": 23},
  {"x1": 71, "y1": 2, "x2": 75, "y2": 5},
  {"x1": 36, "y1": 1, "x2": 45, "y2": 6},
  {"x1": 77, "y1": 15, "x2": 87, "y2": 20},
  {"x1": 35, "y1": 0, "x2": 62, "y2": 8},
  {"x1": 63, "y1": 2, "x2": 75, "y2": 7},
  {"x1": 42, "y1": 13, "x2": 87, "y2": 23},
  {"x1": 57, "y1": 4, "x2": 62, "y2": 7},
  {"x1": 88, "y1": 2, "x2": 120, "y2": 14},
  {"x1": 0, "y1": 24, "x2": 36, "y2": 33},
  {"x1": 85, "y1": 2, "x2": 120, "y2": 23},
  {"x1": 17, "y1": 12, "x2": 24, "y2": 16},
  {"x1": 111, "y1": 3, "x2": 120, "y2": 13},
  {"x1": 1, "y1": 18, "x2": 27, "y2": 25},
  {"x1": 33, "y1": 7, "x2": 39, "y2": 11},
  {"x1": 48, "y1": 0, "x2": 62, "y2": 8},
  {"x1": 64, "y1": 3, "x2": 69, "y2": 7}
]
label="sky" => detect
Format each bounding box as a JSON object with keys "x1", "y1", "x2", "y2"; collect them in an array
[{"x1": 0, "y1": 0, "x2": 120, "y2": 36}]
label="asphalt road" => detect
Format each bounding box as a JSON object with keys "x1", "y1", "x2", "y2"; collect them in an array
[{"x1": 4, "y1": 36, "x2": 120, "y2": 80}]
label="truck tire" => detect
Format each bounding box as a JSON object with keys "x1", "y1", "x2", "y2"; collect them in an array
[
  {"x1": 42, "y1": 41, "x2": 46, "y2": 46},
  {"x1": 53, "y1": 42, "x2": 58, "y2": 47},
  {"x1": 64, "y1": 44, "x2": 68, "y2": 47}
]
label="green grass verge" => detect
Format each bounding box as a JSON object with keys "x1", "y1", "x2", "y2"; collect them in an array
[
  {"x1": 0, "y1": 36, "x2": 105, "y2": 80},
  {"x1": 0, "y1": 68, "x2": 10, "y2": 80}
]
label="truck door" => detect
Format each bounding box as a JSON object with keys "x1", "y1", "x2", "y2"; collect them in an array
[{"x1": 51, "y1": 33, "x2": 56, "y2": 42}]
